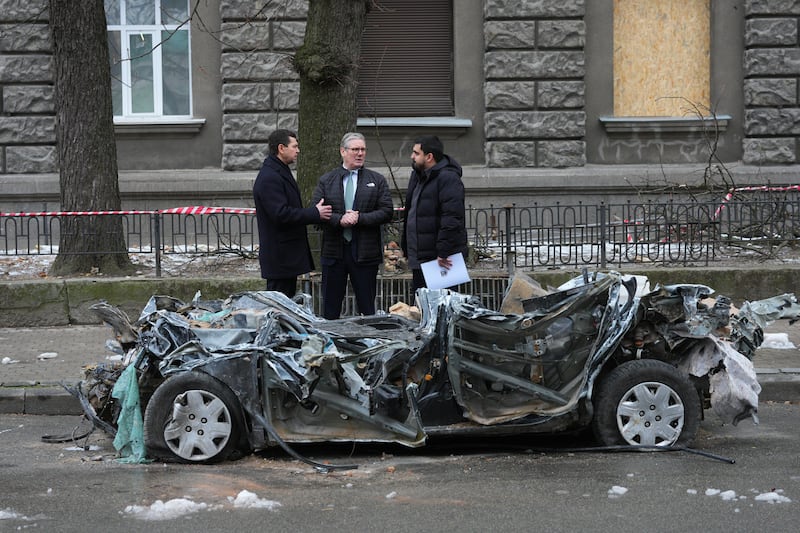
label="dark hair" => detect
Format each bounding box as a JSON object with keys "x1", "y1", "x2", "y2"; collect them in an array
[
  {"x1": 414, "y1": 135, "x2": 444, "y2": 162},
  {"x1": 268, "y1": 129, "x2": 297, "y2": 156}
]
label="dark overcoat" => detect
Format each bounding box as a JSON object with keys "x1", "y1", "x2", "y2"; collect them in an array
[{"x1": 253, "y1": 155, "x2": 320, "y2": 278}]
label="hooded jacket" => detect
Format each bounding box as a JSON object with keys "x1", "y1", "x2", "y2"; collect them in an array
[{"x1": 401, "y1": 154, "x2": 468, "y2": 264}]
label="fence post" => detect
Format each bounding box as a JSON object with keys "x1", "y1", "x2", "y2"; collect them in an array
[
  {"x1": 600, "y1": 203, "x2": 607, "y2": 270},
  {"x1": 153, "y1": 213, "x2": 162, "y2": 278},
  {"x1": 504, "y1": 205, "x2": 514, "y2": 275},
  {"x1": 42, "y1": 202, "x2": 50, "y2": 247}
]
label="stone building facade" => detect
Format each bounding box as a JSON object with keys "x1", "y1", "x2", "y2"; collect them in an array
[
  {"x1": 1, "y1": 0, "x2": 799, "y2": 211},
  {"x1": 744, "y1": 0, "x2": 800, "y2": 164}
]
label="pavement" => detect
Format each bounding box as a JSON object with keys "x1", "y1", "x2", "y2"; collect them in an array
[{"x1": 0, "y1": 320, "x2": 799, "y2": 416}]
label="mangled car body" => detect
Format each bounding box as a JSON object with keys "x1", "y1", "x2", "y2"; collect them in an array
[{"x1": 82, "y1": 271, "x2": 767, "y2": 464}]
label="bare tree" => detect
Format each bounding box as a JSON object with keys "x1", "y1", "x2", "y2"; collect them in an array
[
  {"x1": 45, "y1": 0, "x2": 370, "y2": 274},
  {"x1": 293, "y1": 0, "x2": 370, "y2": 202},
  {"x1": 48, "y1": 0, "x2": 132, "y2": 276}
]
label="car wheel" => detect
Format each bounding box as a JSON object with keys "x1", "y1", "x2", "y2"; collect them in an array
[
  {"x1": 143, "y1": 372, "x2": 246, "y2": 463},
  {"x1": 592, "y1": 359, "x2": 700, "y2": 447}
]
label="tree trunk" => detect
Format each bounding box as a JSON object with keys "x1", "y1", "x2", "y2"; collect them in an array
[
  {"x1": 294, "y1": 0, "x2": 369, "y2": 203},
  {"x1": 48, "y1": 0, "x2": 132, "y2": 276}
]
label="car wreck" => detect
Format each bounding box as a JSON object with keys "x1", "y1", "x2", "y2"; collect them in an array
[{"x1": 76, "y1": 270, "x2": 779, "y2": 466}]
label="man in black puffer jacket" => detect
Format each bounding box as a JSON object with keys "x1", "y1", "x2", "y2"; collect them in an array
[{"x1": 401, "y1": 135, "x2": 468, "y2": 292}]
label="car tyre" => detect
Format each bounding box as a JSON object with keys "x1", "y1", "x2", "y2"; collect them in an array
[
  {"x1": 143, "y1": 372, "x2": 247, "y2": 463},
  {"x1": 592, "y1": 359, "x2": 700, "y2": 447}
]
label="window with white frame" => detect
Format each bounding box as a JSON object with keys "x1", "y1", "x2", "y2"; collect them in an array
[{"x1": 105, "y1": 0, "x2": 191, "y2": 119}]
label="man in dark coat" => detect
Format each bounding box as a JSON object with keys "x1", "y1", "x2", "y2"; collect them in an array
[
  {"x1": 401, "y1": 135, "x2": 468, "y2": 292},
  {"x1": 253, "y1": 129, "x2": 332, "y2": 298},
  {"x1": 312, "y1": 132, "x2": 393, "y2": 318}
]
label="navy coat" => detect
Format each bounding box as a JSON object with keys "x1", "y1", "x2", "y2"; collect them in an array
[{"x1": 253, "y1": 155, "x2": 321, "y2": 279}]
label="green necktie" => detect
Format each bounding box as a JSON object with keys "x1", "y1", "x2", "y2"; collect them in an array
[{"x1": 344, "y1": 171, "x2": 355, "y2": 241}]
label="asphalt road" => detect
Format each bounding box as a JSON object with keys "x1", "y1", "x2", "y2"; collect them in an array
[{"x1": 1, "y1": 402, "x2": 798, "y2": 532}]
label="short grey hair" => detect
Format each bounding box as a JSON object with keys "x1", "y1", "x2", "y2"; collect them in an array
[{"x1": 340, "y1": 132, "x2": 365, "y2": 149}]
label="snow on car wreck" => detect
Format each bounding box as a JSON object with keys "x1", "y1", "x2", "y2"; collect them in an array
[{"x1": 77, "y1": 270, "x2": 773, "y2": 465}]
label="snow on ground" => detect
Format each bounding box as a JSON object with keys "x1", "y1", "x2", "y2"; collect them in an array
[
  {"x1": 0, "y1": 509, "x2": 24, "y2": 520},
  {"x1": 122, "y1": 490, "x2": 281, "y2": 520},
  {"x1": 1, "y1": 485, "x2": 791, "y2": 524},
  {"x1": 759, "y1": 332, "x2": 796, "y2": 349},
  {"x1": 123, "y1": 498, "x2": 211, "y2": 521},
  {"x1": 228, "y1": 490, "x2": 282, "y2": 510},
  {"x1": 607, "y1": 485, "x2": 628, "y2": 498},
  {"x1": 0, "y1": 251, "x2": 260, "y2": 281},
  {"x1": 0, "y1": 508, "x2": 47, "y2": 523},
  {"x1": 754, "y1": 491, "x2": 793, "y2": 503}
]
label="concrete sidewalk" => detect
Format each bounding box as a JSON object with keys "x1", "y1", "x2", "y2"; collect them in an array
[{"x1": 1, "y1": 321, "x2": 798, "y2": 416}]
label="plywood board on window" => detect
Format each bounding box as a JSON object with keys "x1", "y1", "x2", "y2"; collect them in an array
[{"x1": 613, "y1": 0, "x2": 710, "y2": 117}]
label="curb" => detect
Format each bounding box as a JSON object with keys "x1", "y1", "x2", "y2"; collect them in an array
[
  {"x1": 0, "y1": 385, "x2": 81, "y2": 415},
  {"x1": 753, "y1": 371, "x2": 800, "y2": 403}
]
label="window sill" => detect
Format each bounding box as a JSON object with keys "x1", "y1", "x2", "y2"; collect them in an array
[
  {"x1": 113, "y1": 118, "x2": 206, "y2": 135},
  {"x1": 599, "y1": 115, "x2": 731, "y2": 134},
  {"x1": 357, "y1": 117, "x2": 472, "y2": 129}
]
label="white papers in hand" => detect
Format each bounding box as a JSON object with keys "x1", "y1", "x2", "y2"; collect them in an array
[{"x1": 420, "y1": 253, "x2": 471, "y2": 290}]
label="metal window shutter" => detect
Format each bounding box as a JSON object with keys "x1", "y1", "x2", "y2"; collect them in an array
[{"x1": 358, "y1": 0, "x2": 453, "y2": 117}]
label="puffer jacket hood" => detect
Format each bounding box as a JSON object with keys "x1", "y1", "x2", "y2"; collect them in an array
[{"x1": 401, "y1": 153, "x2": 468, "y2": 264}]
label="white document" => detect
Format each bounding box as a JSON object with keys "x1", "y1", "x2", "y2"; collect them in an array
[{"x1": 420, "y1": 253, "x2": 471, "y2": 290}]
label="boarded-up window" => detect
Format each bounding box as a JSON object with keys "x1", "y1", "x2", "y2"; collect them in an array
[
  {"x1": 613, "y1": 0, "x2": 710, "y2": 116},
  {"x1": 358, "y1": 0, "x2": 453, "y2": 117}
]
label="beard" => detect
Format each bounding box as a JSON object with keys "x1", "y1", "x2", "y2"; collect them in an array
[{"x1": 412, "y1": 161, "x2": 425, "y2": 174}]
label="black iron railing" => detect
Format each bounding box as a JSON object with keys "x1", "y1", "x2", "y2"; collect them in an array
[{"x1": 3, "y1": 191, "x2": 800, "y2": 276}]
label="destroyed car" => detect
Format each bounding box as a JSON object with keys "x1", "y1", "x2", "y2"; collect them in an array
[{"x1": 81, "y1": 271, "x2": 768, "y2": 465}]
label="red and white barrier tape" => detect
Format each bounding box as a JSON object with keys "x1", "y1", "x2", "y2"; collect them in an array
[
  {"x1": 0, "y1": 209, "x2": 156, "y2": 217},
  {"x1": 158, "y1": 206, "x2": 255, "y2": 215},
  {"x1": 0, "y1": 206, "x2": 255, "y2": 217},
  {"x1": 713, "y1": 185, "x2": 800, "y2": 220},
  {"x1": 2, "y1": 187, "x2": 797, "y2": 221}
]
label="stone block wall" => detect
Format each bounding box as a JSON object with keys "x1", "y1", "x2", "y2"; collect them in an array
[
  {"x1": 744, "y1": 0, "x2": 800, "y2": 164},
  {"x1": 6, "y1": 0, "x2": 799, "y2": 175},
  {"x1": 483, "y1": 0, "x2": 586, "y2": 168},
  {"x1": 219, "y1": 0, "x2": 306, "y2": 171},
  {"x1": 0, "y1": 0, "x2": 56, "y2": 173}
]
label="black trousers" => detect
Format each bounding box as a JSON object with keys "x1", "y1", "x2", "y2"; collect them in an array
[
  {"x1": 266, "y1": 278, "x2": 297, "y2": 299},
  {"x1": 321, "y1": 241, "x2": 379, "y2": 319},
  {"x1": 411, "y1": 268, "x2": 426, "y2": 291}
]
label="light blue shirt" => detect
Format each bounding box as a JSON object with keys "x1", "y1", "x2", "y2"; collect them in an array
[{"x1": 343, "y1": 167, "x2": 359, "y2": 193}]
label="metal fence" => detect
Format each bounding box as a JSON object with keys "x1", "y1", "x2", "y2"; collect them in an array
[
  {"x1": 2, "y1": 191, "x2": 800, "y2": 275},
  {"x1": 302, "y1": 272, "x2": 509, "y2": 317}
]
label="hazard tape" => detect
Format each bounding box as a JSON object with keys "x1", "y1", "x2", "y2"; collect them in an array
[
  {"x1": 713, "y1": 185, "x2": 800, "y2": 220},
  {"x1": 159, "y1": 206, "x2": 255, "y2": 215},
  {"x1": 0, "y1": 206, "x2": 255, "y2": 217},
  {"x1": 0, "y1": 209, "x2": 156, "y2": 217},
  {"x1": 1, "y1": 187, "x2": 796, "y2": 221},
  {"x1": 2, "y1": 205, "x2": 404, "y2": 217},
  {"x1": 615, "y1": 185, "x2": 800, "y2": 242}
]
